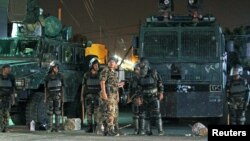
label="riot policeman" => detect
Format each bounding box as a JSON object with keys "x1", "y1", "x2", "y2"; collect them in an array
[
  {"x1": 130, "y1": 64, "x2": 145, "y2": 135},
  {"x1": 226, "y1": 65, "x2": 250, "y2": 125},
  {"x1": 0, "y1": 64, "x2": 16, "y2": 132},
  {"x1": 44, "y1": 61, "x2": 64, "y2": 132},
  {"x1": 137, "y1": 58, "x2": 164, "y2": 136},
  {"x1": 81, "y1": 58, "x2": 101, "y2": 133}
]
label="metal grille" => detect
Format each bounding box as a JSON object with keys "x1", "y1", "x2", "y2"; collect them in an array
[
  {"x1": 143, "y1": 31, "x2": 178, "y2": 57},
  {"x1": 181, "y1": 31, "x2": 217, "y2": 58}
]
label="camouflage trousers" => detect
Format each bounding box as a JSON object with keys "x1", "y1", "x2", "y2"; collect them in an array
[
  {"x1": 46, "y1": 92, "x2": 62, "y2": 130},
  {"x1": 85, "y1": 94, "x2": 100, "y2": 126},
  {"x1": 103, "y1": 94, "x2": 119, "y2": 131},
  {"x1": 228, "y1": 97, "x2": 246, "y2": 125},
  {"x1": 0, "y1": 95, "x2": 11, "y2": 131}
]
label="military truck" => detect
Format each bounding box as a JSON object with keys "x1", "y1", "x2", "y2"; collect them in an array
[
  {"x1": 133, "y1": 0, "x2": 227, "y2": 121},
  {"x1": 0, "y1": 0, "x2": 90, "y2": 125}
]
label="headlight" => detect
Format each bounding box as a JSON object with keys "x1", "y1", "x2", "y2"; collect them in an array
[
  {"x1": 188, "y1": 0, "x2": 200, "y2": 9},
  {"x1": 159, "y1": 0, "x2": 172, "y2": 10},
  {"x1": 16, "y1": 79, "x2": 25, "y2": 87},
  {"x1": 188, "y1": 0, "x2": 195, "y2": 5}
]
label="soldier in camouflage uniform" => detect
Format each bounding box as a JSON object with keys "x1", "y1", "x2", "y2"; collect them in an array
[
  {"x1": 81, "y1": 58, "x2": 100, "y2": 133},
  {"x1": 226, "y1": 65, "x2": 250, "y2": 125},
  {"x1": 44, "y1": 62, "x2": 64, "y2": 132},
  {"x1": 130, "y1": 64, "x2": 145, "y2": 135},
  {"x1": 99, "y1": 57, "x2": 120, "y2": 136},
  {"x1": 0, "y1": 64, "x2": 16, "y2": 132},
  {"x1": 137, "y1": 58, "x2": 164, "y2": 136}
]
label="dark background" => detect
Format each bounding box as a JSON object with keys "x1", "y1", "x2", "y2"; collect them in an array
[{"x1": 37, "y1": 0, "x2": 250, "y2": 55}]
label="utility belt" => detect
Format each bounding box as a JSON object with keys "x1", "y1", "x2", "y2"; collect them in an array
[
  {"x1": 47, "y1": 87, "x2": 62, "y2": 93},
  {"x1": 86, "y1": 87, "x2": 100, "y2": 94},
  {"x1": 143, "y1": 88, "x2": 157, "y2": 94},
  {"x1": 230, "y1": 92, "x2": 245, "y2": 97},
  {"x1": 142, "y1": 88, "x2": 158, "y2": 97}
]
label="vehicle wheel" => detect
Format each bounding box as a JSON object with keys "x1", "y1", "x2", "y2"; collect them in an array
[
  {"x1": 11, "y1": 114, "x2": 26, "y2": 125},
  {"x1": 25, "y1": 92, "x2": 48, "y2": 125}
]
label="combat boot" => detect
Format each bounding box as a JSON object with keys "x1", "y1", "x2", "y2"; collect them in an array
[
  {"x1": 157, "y1": 118, "x2": 164, "y2": 136},
  {"x1": 96, "y1": 124, "x2": 104, "y2": 135},
  {"x1": 133, "y1": 118, "x2": 139, "y2": 135},
  {"x1": 47, "y1": 116, "x2": 53, "y2": 132},
  {"x1": 139, "y1": 118, "x2": 145, "y2": 135},
  {"x1": 55, "y1": 115, "x2": 62, "y2": 132},
  {"x1": 145, "y1": 120, "x2": 152, "y2": 136},
  {"x1": 85, "y1": 123, "x2": 93, "y2": 133},
  {"x1": 1, "y1": 118, "x2": 8, "y2": 133},
  {"x1": 106, "y1": 125, "x2": 119, "y2": 136}
]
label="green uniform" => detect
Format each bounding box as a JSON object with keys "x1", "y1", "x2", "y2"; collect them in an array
[
  {"x1": 0, "y1": 74, "x2": 15, "y2": 132},
  {"x1": 44, "y1": 72, "x2": 64, "y2": 132},
  {"x1": 82, "y1": 71, "x2": 100, "y2": 132}
]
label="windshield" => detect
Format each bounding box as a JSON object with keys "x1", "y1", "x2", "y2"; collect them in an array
[
  {"x1": 143, "y1": 30, "x2": 218, "y2": 59},
  {"x1": 0, "y1": 39, "x2": 38, "y2": 57}
]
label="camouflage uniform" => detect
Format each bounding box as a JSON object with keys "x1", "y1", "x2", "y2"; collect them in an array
[
  {"x1": 99, "y1": 67, "x2": 119, "y2": 136},
  {"x1": 44, "y1": 72, "x2": 64, "y2": 132},
  {"x1": 226, "y1": 76, "x2": 249, "y2": 125},
  {"x1": 82, "y1": 71, "x2": 100, "y2": 132},
  {"x1": 95, "y1": 98, "x2": 106, "y2": 134},
  {"x1": 0, "y1": 73, "x2": 15, "y2": 132}
]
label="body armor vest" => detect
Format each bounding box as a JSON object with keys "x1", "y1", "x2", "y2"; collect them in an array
[
  {"x1": 0, "y1": 76, "x2": 12, "y2": 93},
  {"x1": 86, "y1": 75, "x2": 100, "y2": 94},
  {"x1": 47, "y1": 76, "x2": 62, "y2": 92},
  {"x1": 140, "y1": 75, "x2": 157, "y2": 89},
  {"x1": 229, "y1": 79, "x2": 247, "y2": 97}
]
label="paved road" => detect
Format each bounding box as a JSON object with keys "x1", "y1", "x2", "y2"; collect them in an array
[
  {"x1": 0, "y1": 125, "x2": 207, "y2": 141},
  {"x1": 0, "y1": 107, "x2": 209, "y2": 141}
]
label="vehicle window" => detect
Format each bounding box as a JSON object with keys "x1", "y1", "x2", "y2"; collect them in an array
[
  {"x1": 75, "y1": 47, "x2": 84, "y2": 64},
  {"x1": 63, "y1": 47, "x2": 73, "y2": 63},
  {"x1": 16, "y1": 41, "x2": 36, "y2": 56}
]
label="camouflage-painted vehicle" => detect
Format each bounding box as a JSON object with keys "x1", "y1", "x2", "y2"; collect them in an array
[
  {"x1": 0, "y1": 36, "x2": 87, "y2": 125},
  {"x1": 133, "y1": 1, "x2": 228, "y2": 122},
  {"x1": 0, "y1": 0, "x2": 90, "y2": 125}
]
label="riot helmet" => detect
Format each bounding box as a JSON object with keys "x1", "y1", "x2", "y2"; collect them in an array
[
  {"x1": 139, "y1": 58, "x2": 149, "y2": 77},
  {"x1": 48, "y1": 61, "x2": 59, "y2": 73},
  {"x1": 133, "y1": 63, "x2": 140, "y2": 75},
  {"x1": 230, "y1": 65, "x2": 243, "y2": 76},
  {"x1": 89, "y1": 57, "x2": 99, "y2": 69}
]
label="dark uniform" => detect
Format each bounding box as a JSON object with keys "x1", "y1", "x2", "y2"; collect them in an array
[
  {"x1": 138, "y1": 58, "x2": 164, "y2": 136},
  {"x1": 0, "y1": 64, "x2": 15, "y2": 132},
  {"x1": 82, "y1": 64, "x2": 100, "y2": 133},
  {"x1": 226, "y1": 66, "x2": 249, "y2": 125},
  {"x1": 100, "y1": 58, "x2": 119, "y2": 136},
  {"x1": 44, "y1": 63, "x2": 64, "y2": 132},
  {"x1": 130, "y1": 65, "x2": 145, "y2": 135}
]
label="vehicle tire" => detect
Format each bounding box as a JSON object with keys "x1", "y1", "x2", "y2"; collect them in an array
[
  {"x1": 11, "y1": 114, "x2": 26, "y2": 125},
  {"x1": 25, "y1": 92, "x2": 48, "y2": 125}
]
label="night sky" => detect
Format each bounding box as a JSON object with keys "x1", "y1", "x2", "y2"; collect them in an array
[{"x1": 39, "y1": 0, "x2": 250, "y2": 54}]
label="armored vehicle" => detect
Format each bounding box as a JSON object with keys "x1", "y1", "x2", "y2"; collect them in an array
[
  {"x1": 133, "y1": 0, "x2": 227, "y2": 121},
  {"x1": 0, "y1": 0, "x2": 90, "y2": 125}
]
